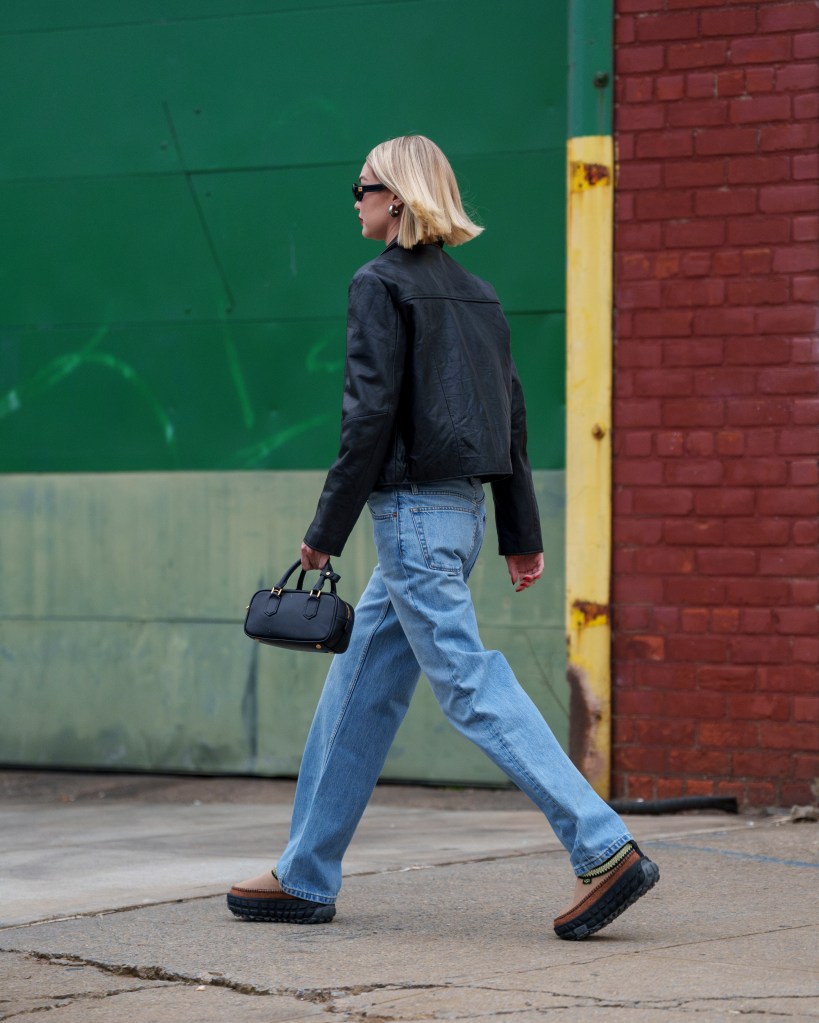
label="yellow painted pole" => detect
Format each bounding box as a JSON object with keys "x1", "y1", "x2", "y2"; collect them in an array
[{"x1": 565, "y1": 135, "x2": 614, "y2": 798}]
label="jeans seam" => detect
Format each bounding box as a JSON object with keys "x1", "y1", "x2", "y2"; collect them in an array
[
  {"x1": 410, "y1": 504, "x2": 475, "y2": 512},
  {"x1": 449, "y1": 667, "x2": 623, "y2": 876},
  {"x1": 481, "y1": 719, "x2": 632, "y2": 875},
  {"x1": 446, "y1": 666, "x2": 576, "y2": 833},
  {"x1": 485, "y1": 714, "x2": 574, "y2": 829}
]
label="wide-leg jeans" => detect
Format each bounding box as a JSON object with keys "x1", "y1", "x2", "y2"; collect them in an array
[{"x1": 276, "y1": 478, "x2": 632, "y2": 904}]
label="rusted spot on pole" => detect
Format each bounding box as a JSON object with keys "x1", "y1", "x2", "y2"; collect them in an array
[
  {"x1": 570, "y1": 161, "x2": 611, "y2": 192},
  {"x1": 567, "y1": 663, "x2": 605, "y2": 780},
  {"x1": 571, "y1": 599, "x2": 610, "y2": 630}
]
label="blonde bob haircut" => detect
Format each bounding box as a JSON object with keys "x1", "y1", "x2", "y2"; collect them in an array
[{"x1": 367, "y1": 135, "x2": 484, "y2": 249}]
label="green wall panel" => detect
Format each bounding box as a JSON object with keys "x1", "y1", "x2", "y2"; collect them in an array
[
  {"x1": 0, "y1": 471, "x2": 566, "y2": 783},
  {"x1": 0, "y1": 150, "x2": 565, "y2": 321},
  {"x1": 0, "y1": 176, "x2": 226, "y2": 323},
  {"x1": 0, "y1": 0, "x2": 567, "y2": 474},
  {"x1": 1, "y1": 2, "x2": 564, "y2": 179}
]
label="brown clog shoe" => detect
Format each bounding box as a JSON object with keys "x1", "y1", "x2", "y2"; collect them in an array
[
  {"x1": 227, "y1": 871, "x2": 335, "y2": 924},
  {"x1": 553, "y1": 843, "x2": 659, "y2": 940}
]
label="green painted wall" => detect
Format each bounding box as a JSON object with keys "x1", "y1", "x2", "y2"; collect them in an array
[
  {"x1": 0, "y1": 1, "x2": 570, "y2": 782},
  {"x1": 0, "y1": 0, "x2": 566, "y2": 471}
]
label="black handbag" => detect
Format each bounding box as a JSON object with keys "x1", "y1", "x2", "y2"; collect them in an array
[{"x1": 244, "y1": 560, "x2": 354, "y2": 654}]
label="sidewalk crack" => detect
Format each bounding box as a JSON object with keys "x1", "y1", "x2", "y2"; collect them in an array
[{"x1": 19, "y1": 950, "x2": 442, "y2": 1003}]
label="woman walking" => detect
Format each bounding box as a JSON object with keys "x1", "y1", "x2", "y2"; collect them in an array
[{"x1": 228, "y1": 135, "x2": 659, "y2": 939}]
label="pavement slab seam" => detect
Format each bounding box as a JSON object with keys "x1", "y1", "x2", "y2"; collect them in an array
[
  {"x1": 473, "y1": 977, "x2": 819, "y2": 1010},
  {"x1": 0, "y1": 896, "x2": 224, "y2": 934},
  {"x1": 597, "y1": 920, "x2": 815, "y2": 960},
  {"x1": 338, "y1": 996, "x2": 817, "y2": 1019}
]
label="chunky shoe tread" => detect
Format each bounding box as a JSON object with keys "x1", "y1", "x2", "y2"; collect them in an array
[{"x1": 224, "y1": 883, "x2": 333, "y2": 924}]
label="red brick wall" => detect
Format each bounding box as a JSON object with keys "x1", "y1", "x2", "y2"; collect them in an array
[{"x1": 612, "y1": 0, "x2": 819, "y2": 807}]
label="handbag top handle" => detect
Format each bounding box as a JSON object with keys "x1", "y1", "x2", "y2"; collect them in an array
[{"x1": 272, "y1": 560, "x2": 340, "y2": 597}]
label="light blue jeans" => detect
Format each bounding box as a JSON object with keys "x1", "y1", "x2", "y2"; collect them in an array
[{"x1": 276, "y1": 478, "x2": 632, "y2": 904}]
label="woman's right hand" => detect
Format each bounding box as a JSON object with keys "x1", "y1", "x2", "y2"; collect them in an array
[{"x1": 301, "y1": 542, "x2": 330, "y2": 572}]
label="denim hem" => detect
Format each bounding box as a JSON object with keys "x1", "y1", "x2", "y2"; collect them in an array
[{"x1": 277, "y1": 876, "x2": 337, "y2": 905}]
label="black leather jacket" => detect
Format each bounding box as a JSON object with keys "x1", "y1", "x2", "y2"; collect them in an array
[{"x1": 304, "y1": 241, "x2": 543, "y2": 557}]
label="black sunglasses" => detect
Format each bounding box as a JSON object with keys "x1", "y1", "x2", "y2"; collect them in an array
[{"x1": 352, "y1": 182, "x2": 387, "y2": 201}]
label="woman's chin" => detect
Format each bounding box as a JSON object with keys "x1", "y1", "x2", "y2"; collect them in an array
[{"x1": 359, "y1": 223, "x2": 386, "y2": 242}]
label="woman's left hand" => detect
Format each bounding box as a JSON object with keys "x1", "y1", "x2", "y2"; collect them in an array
[
  {"x1": 505, "y1": 552, "x2": 544, "y2": 592},
  {"x1": 301, "y1": 542, "x2": 330, "y2": 572}
]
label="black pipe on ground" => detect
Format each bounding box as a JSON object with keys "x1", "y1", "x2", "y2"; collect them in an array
[{"x1": 608, "y1": 795, "x2": 739, "y2": 815}]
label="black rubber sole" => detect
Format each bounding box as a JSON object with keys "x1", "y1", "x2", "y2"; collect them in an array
[
  {"x1": 554, "y1": 856, "x2": 660, "y2": 940},
  {"x1": 227, "y1": 893, "x2": 336, "y2": 924}
]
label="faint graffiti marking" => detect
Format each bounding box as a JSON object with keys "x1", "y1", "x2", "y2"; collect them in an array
[
  {"x1": 0, "y1": 324, "x2": 108, "y2": 420},
  {"x1": 234, "y1": 414, "x2": 331, "y2": 469},
  {"x1": 220, "y1": 315, "x2": 256, "y2": 430},
  {"x1": 84, "y1": 352, "x2": 176, "y2": 444},
  {"x1": 306, "y1": 335, "x2": 344, "y2": 375},
  {"x1": 0, "y1": 324, "x2": 176, "y2": 446}
]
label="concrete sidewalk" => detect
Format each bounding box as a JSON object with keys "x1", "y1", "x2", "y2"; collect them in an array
[{"x1": 1, "y1": 771, "x2": 817, "y2": 1022}]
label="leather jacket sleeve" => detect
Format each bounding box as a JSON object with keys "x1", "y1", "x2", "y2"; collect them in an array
[
  {"x1": 490, "y1": 361, "x2": 543, "y2": 555},
  {"x1": 303, "y1": 271, "x2": 405, "y2": 556}
]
